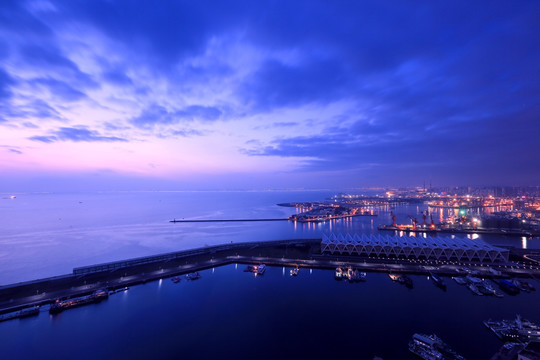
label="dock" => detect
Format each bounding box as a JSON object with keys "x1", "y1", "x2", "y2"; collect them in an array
[{"x1": 378, "y1": 224, "x2": 539, "y2": 237}]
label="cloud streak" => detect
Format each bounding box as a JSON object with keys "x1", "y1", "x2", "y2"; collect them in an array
[{"x1": 29, "y1": 127, "x2": 127, "y2": 143}]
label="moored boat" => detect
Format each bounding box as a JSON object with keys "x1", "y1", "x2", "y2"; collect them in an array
[
  {"x1": 512, "y1": 279, "x2": 535, "y2": 292},
  {"x1": 409, "y1": 333, "x2": 466, "y2": 360},
  {"x1": 453, "y1": 277, "x2": 467, "y2": 285},
  {"x1": 429, "y1": 272, "x2": 446, "y2": 290},
  {"x1": 50, "y1": 289, "x2": 108, "y2": 314},
  {"x1": 335, "y1": 267, "x2": 344, "y2": 280},
  {"x1": 467, "y1": 283, "x2": 483, "y2": 296},
  {"x1": 0, "y1": 306, "x2": 40, "y2": 322},
  {"x1": 402, "y1": 275, "x2": 413, "y2": 288},
  {"x1": 495, "y1": 279, "x2": 520, "y2": 295},
  {"x1": 185, "y1": 272, "x2": 201, "y2": 280}
]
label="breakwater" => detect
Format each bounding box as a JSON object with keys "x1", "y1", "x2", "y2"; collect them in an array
[{"x1": 170, "y1": 218, "x2": 288, "y2": 223}]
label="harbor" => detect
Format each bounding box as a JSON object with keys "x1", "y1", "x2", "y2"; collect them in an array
[
  {"x1": 2, "y1": 256, "x2": 540, "y2": 359},
  {"x1": 2, "y1": 237, "x2": 540, "y2": 320}
]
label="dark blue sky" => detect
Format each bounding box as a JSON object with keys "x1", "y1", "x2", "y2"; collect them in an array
[{"x1": 1, "y1": 0, "x2": 539, "y2": 190}]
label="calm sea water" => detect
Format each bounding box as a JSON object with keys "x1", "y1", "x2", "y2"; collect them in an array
[
  {"x1": 0, "y1": 191, "x2": 534, "y2": 284},
  {"x1": 1, "y1": 191, "x2": 538, "y2": 359},
  {"x1": 1, "y1": 264, "x2": 540, "y2": 359}
]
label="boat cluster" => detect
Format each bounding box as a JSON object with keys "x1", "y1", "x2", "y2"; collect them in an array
[
  {"x1": 453, "y1": 275, "x2": 535, "y2": 297},
  {"x1": 244, "y1": 264, "x2": 266, "y2": 275},
  {"x1": 171, "y1": 272, "x2": 201, "y2": 283},
  {"x1": 335, "y1": 267, "x2": 367, "y2": 282}
]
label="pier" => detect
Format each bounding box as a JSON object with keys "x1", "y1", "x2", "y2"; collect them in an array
[{"x1": 170, "y1": 218, "x2": 288, "y2": 223}]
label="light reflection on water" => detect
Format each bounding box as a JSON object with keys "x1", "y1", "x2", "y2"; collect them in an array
[
  {"x1": 0, "y1": 191, "x2": 537, "y2": 284},
  {"x1": 2, "y1": 264, "x2": 540, "y2": 360}
]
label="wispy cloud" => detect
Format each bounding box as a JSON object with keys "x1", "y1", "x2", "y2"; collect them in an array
[{"x1": 29, "y1": 127, "x2": 127, "y2": 143}]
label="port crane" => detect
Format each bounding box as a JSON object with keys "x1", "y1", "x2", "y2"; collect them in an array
[
  {"x1": 408, "y1": 215, "x2": 418, "y2": 229},
  {"x1": 391, "y1": 211, "x2": 397, "y2": 227},
  {"x1": 430, "y1": 215, "x2": 436, "y2": 229},
  {"x1": 422, "y1": 213, "x2": 428, "y2": 227}
]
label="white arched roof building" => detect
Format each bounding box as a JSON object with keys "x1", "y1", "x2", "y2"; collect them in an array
[{"x1": 321, "y1": 233, "x2": 509, "y2": 263}]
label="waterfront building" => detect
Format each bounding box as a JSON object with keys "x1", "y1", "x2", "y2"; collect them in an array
[{"x1": 321, "y1": 233, "x2": 509, "y2": 263}]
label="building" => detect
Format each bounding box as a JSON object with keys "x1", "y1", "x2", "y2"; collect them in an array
[{"x1": 321, "y1": 233, "x2": 509, "y2": 263}]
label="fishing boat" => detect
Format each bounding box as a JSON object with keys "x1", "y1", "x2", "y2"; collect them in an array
[
  {"x1": 429, "y1": 272, "x2": 446, "y2": 290},
  {"x1": 185, "y1": 272, "x2": 201, "y2": 280}
]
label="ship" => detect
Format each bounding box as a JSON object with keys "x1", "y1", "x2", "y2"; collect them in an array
[
  {"x1": 335, "y1": 267, "x2": 344, "y2": 280},
  {"x1": 290, "y1": 265, "x2": 299, "y2": 276},
  {"x1": 465, "y1": 275, "x2": 482, "y2": 284},
  {"x1": 352, "y1": 269, "x2": 367, "y2": 282},
  {"x1": 495, "y1": 279, "x2": 520, "y2": 295},
  {"x1": 0, "y1": 306, "x2": 40, "y2": 322},
  {"x1": 453, "y1": 277, "x2": 467, "y2": 285},
  {"x1": 185, "y1": 272, "x2": 201, "y2": 280},
  {"x1": 346, "y1": 268, "x2": 366, "y2": 282},
  {"x1": 512, "y1": 279, "x2": 536, "y2": 292},
  {"x1": 255, "y1": 264, "x2": 266, "y2": 275},
  {"x1": 244, "y1": 264, "x2": 266, "y2": 275},
  {"x1": 402, "y1": 274, "x2": 414, "y2": 288},
  {"x1": 429, "y1": 272, "x2": 446, "y2": 290},
  {"x1": 389, "y1": 273, "x2": 413, "y2": 288},
  {"x1": 477, "y1": 280, "x2": 504, "y2": 297},
  {"x1": 467, "y1": 283, "x2": 483, "y2": 296},
  {"x1": 409, "y1": 333, "x2": 465, "y2": 360},
  {"x1": 50, "y1": 289, "x2": 108, "y2": 314},
  {"x1": 484, "y1": 315, "x2": 540, "y2": 343}
]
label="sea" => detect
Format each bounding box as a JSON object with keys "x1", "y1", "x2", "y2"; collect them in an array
[{"x1": 1, "y1": 190, "x2": 539, "y2": 359}]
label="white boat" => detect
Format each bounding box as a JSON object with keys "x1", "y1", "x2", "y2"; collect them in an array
[
  {"x1": 335, "y1": 267, "x2": 343, "y2": 280},
  {"x1": 255, "y1": 264, "x2": 266, "y2": 275}
]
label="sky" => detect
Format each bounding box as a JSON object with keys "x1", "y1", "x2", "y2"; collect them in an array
[{"x1": 1, "y1": 0, "x2": 539, "y2": 191}]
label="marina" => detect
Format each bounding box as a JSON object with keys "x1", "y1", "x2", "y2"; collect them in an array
[
  {"x1": 0, "y1": 262, "x2": 540, "y2": 360},
  {"x1": 484, "y1": 315, "x2": 540, "y2": 343},
  {"x1": 3, "y1": 237, "x2": 540, "y2": 316}
]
